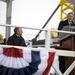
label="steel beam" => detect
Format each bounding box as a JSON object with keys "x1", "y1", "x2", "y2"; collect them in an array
[
  {"x1": 33, "y1": 4, "x2": 60, "y2": 41},
  {"x1": 74, "y1": 6, "x2": 75, "y2": 23},
  {"x1": 6, "y1": 0, "x2": 12, "y2": 40},
  {"x1": 0, "y1": 0, "x2": 7, "y2": 2}
]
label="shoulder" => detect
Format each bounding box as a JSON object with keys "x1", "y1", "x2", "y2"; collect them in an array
[
  {"x1": 60, "y1": 20, "x2": 67, "y2": 24},
  {"x1": 59, "y1": 20, "x2": 68, "y2": 27},
  {"x1": 58, "y1": 20, "x2": 68, "y2": 30},
  {"x1": 8, "y1": 35, "x2": 14, "y2": 40},
  {"x1": 20, "y1": 36, "x2": 25, "y2": 41}
]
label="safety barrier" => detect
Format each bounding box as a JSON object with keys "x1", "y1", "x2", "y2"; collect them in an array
[{"x1": 0, "y1": 24, "x2": 75, "y2": 75}]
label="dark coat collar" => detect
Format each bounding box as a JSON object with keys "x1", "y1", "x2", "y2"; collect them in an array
[{"x1": 13, "y1": 34, "x2": 21, "y2": 38}]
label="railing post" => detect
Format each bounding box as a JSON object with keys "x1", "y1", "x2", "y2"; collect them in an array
[
  {"x1": 45, "y1": 29, "x2": 50, "y2": 48},
  {"x1": 28, "y1": 41, "x2": 32, "y2": 47},
  {"x1": 45, "y1": 29, "x2": 51, "y2": 75}
]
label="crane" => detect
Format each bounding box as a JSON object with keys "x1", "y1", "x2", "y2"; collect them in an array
[{"x1": 60, "y1": 0, "x2": 74, "y2": 21}]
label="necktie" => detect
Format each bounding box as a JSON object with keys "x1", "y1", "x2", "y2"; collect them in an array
[
  {"x1": 69, "y1": 22, "x2": 72, "y2": 31},
  {"x1": 69, "y1": 22, "x2": 72, "y2": 25}
]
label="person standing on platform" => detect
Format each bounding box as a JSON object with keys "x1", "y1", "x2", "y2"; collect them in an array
[
  {"x1": 58, "y1": 12, "x2": 75, "y2": 73},
  {"x1": 7, "y1": 27, "x2": 26, "y2": 47},
  {"x1": 58, "y1": 12, "x2": 75, "y2": 30}
]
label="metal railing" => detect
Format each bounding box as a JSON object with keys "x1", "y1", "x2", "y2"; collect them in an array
[{"x1": 0, "y1": 24, "x2": 75, "y2": 75}]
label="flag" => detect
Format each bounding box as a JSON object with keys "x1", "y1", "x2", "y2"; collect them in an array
[{"x1": 0, "y1": 47, "x2": 55, "y2": 75}]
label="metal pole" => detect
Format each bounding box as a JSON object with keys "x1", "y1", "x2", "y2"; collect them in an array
[
  {"x1": 45, "y1": 30, "x2": 50, "y2": 48},
  {"x1": 0, "y1": 24, "x2": 47, "y2": 31},
  {"x1": 6, "y1": 0, "x2": 12, "y2": 40},
  {"x1": 29, "y1": 41, "x2": 32, "y2": 47},
  {"x1": 74, "y1": 6, "x2": 75, "y2": 23},
  {"x1": 34, "y1": 4, "x2": 60, "y2": 40},
  {"x1": 73, "y1": 5, "x2": 75, "y2": 75}
]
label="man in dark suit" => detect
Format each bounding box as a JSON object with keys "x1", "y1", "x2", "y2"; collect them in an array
[
  {"x1": 58, "y1": 12, "x2": 75, "y2": 73},
  {"x1": 7, "y1": 27, "x2": 27, "y2": 47},
  {"x1": 58, "y1": 12, "x2": 75, "y2": 30}
]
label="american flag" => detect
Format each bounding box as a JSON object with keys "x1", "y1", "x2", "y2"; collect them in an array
[{"x1": 0, "y1": 47, "x2": 55, "y2": 75}]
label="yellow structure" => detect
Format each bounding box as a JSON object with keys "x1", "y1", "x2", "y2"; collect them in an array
[
  {"x1": 50, "y1": 0, "x2": 75, "y2": 39},
  {"x1": 50, "y1": 28, "x2": 58, "y2": 38},
  {"x1": 60, "y1": 0, "x2": 74, "y2": 21}
]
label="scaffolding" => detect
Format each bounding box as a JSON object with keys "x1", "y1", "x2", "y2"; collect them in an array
[
  {"x1": 60, "y1": 0, "x2": 74, "y2": 21},
  {"x1": 0, "y1": 0, "x2": 13, "y2": 39}
]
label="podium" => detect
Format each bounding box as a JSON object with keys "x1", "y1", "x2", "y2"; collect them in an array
[
  {"x1": 58, "y1": 35, "x2": 75, "y2": 75},
  {"x1": 51, "y1": 26, "x2": 75, "y2": 74}
]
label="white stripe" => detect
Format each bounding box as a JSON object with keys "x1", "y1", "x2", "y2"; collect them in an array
[
  {"x1": 23, "y1": 50, "x2": 31, "y2": 63},
  {"x1": 0, "y1": 54, "x2": 29, "y2": 68},
  {"x1": 33, "y1": 51, "x2": 49, "y2": 75},
  {"x1": 0, "y1": 49, "x2": 32, "y2": 69},
  {"x1": 0, "y1": 47, "x2": 3, "y2": 54},
  {"x1": 0, "y1": 47, "x2": 50, "y2": 75}
]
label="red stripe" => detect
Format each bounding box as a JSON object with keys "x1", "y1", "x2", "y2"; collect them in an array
[
  {"x1": 3, "y1": 47, "x2": 23, "y2": 58},
  {"x1": 42, "y1": 52, "x2": 55, "y2": 75}
]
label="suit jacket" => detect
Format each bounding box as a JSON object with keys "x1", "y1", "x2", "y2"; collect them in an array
[
  {"x1": 58, "y1": 20, "x2": 75, "y2": 30},
  {"x1": 7, "y1": 34, "x2": 27, "y2": 47}
]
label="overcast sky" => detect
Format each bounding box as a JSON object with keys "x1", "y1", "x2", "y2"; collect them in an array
[
  {"x1": 0, "y1": 0, "x2": 60, "y2": 40},
  {"x1": 12, "y1": 0, "x2": 60, "y2": 28}
]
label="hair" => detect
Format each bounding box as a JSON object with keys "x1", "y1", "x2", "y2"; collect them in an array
[
  {"x1": 68, "y1": 12, "x2": 74, "y2": 16},
  {"x1": 14, "y1": 27, "x2": 21, "y2": 33}
]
